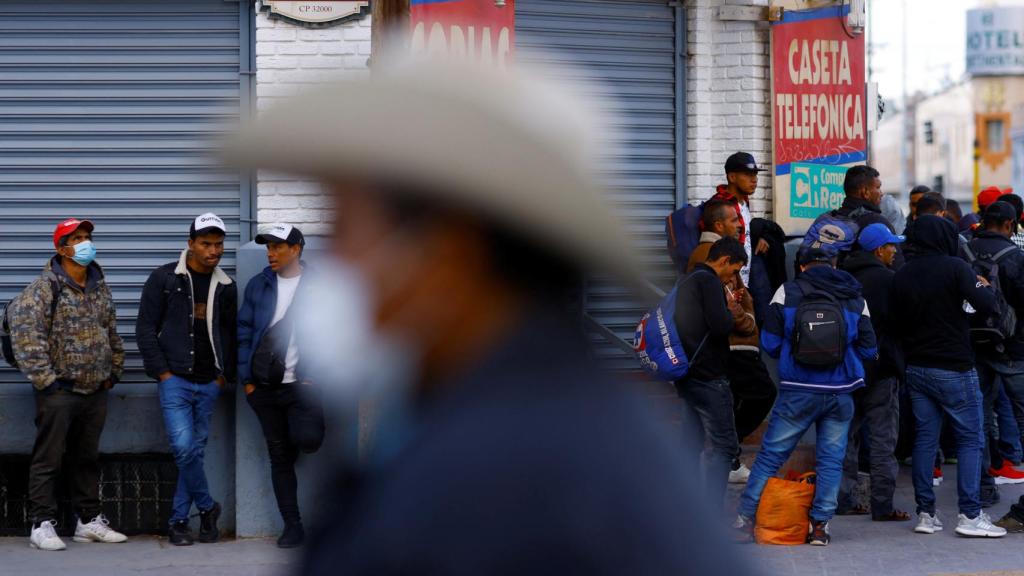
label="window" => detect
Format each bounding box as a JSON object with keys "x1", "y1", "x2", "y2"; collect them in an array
[
  {"x1": 987, "y1": 119, "x2": 1006, "y2": 153},
  {"x1": 933, "y1": 175, "x2": 944, "y2": 193},
  {"x1": 924, "y1": 121, "x2": 934, "y2": 145}
]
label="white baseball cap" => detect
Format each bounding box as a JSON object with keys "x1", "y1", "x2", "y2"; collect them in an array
[{"x1": 190, "y1": 212, "x2": 226, "y2": 237}]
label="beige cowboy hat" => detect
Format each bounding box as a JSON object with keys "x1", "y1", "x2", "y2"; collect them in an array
[{"x1": 223, "y1": 58, "x2": 643, "y2": 285}]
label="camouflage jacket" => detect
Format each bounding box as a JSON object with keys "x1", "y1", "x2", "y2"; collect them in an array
[{"x1": 8, "y1": 256, "x2": 124, "y2": 393}]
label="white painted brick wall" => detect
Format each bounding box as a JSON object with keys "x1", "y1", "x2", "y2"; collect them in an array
[
  {"x1": 254, "y1": 2, "x2": 371, "y2": 235},
  {"x1": 686, "y1": 0, "x2": 773, "y2": 217}
]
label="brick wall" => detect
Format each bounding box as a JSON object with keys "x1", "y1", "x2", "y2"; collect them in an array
[
  {"x1": 686, "y1": 0, "x2": 773, "y2": 218},
  {"x1": 254, "y1": 2, "x2": 371, "y2": 234}
]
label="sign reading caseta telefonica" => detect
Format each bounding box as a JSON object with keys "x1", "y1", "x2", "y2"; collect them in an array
[{"x1": 967, "y1": 6, "x2": 1024, "y2": 76}]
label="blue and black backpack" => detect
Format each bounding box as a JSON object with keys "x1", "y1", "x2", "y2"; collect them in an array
[{"x1": 633, "y1": 271, "x2": 710, "y2": 382}]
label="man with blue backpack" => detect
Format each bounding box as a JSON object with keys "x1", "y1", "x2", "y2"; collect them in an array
[
  {"x1": 799, "y1": 165, "x2": 898, "y2": 268},
  {"x1": 734, "y1": 247, "x2": 877, "y2": 546},
  {"x1": 673, "y1": 236, "x2": 748, "y2": 510}
]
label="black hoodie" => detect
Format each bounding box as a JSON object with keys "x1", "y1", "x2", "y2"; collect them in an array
[
  {"x1": 892, "y1": 216, "x2": 997, "y2": 371},
  {"x1": 968, "y1": 229, "x2": 1024, "y2": 360},
  {"x1": 841, "y1": 250, "x2": 903, "y2": 380}
]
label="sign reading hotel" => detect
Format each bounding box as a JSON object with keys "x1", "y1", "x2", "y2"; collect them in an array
[
  {"x1": 966, "y1": 7, "x2": 1024, "y2": 76},
  {"x1": 771, "y1": 2, "x2": 866, "y2": 235},
  {"x1": 411, "y1": 0, "x2": 515, "y2": 68},
  {"x1": 261, "y1": 1, "x2": 369, "y2": 26}
]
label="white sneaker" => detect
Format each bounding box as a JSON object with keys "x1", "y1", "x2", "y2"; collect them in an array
[
  {"x1": 728, "y1": 463, "x2": 751, "y2": 484},
  {"x1": 914, "y1": 512, "x2": 943, "y2": 534},
  {"x1": 955, "y1": 512, "x2": 1007, "y2": 538},
  {"x1": 74, "y1": 514, "x2": 128, "y2": 543},
  {"x1": 29, "y1": 520, "x2": 66, "y2": 551}
]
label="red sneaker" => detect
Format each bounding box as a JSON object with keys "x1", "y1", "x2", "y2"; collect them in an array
[
  {"x1": 933, "y1": 467, "x2": 943, "y2": 487},
  {"x1": 990, "y1": 462, "x2": 1024, "y2": 485}
]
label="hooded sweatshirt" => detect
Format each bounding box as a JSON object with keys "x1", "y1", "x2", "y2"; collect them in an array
[
  {"x1": 762, "y1": 265, "x2": 877, "y2": 394},
  {"x1": 841, "y1": 250, "x2": 904, "y2": 381},
  {"x1": 892, "y1": 215, "x2": 997, "y2": 371}
]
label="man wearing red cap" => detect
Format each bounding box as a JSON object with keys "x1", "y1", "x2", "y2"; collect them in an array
[
  {"x1": 961, "y1": 186, "x2": 1012, "y2": 235},
  {"x1": 6, "y1": 218, "x2": 127, "y2": 550}
]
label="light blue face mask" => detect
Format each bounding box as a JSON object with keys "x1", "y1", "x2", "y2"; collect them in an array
[{"x1": 70, "y1": 240, "x2": 96, "y2": 266}]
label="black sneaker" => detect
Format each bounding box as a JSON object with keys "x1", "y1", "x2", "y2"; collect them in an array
[
  {"x1": 277, "y1": 522, "x2": 305, "y2": 548},
  {"x1": 198, "y1": 502, "x2": 221, "y2": 543},
  {"x1": 982, "y1": 486, "x2": 1001, "y2": 509},
  {"x1": 808, "y1": 521, "x2": 831, "y2": 546},
  {"x1": 168, "y1": 521, "x2": 194, "y2": 546}
]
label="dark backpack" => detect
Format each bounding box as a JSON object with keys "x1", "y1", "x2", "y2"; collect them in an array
[
  {"x1": 963, "y1": 243, "x2": 1018, "y2": 351},
  {"x1": 1, "y1": 272, "x2": 62, "y2": 369},
  {"x1": 791, "y1": 280, "x2": 847, "y2": 367},
  {"x1": 665, "y1": 204, "x2": 704, "y2": 275},
  {"x1": 799, "y1": 207, "x2": 869, "y2": 255}
]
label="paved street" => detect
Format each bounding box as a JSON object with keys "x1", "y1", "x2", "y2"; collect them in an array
[
  {"x1": 743, "y1": 466, "x2": 1024, "y2": 576},
  {"x1": 0, "y1": 535, "x2": 296, "y2": 576}
]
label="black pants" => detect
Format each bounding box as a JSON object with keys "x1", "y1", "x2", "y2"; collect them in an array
[
  {"x1": 679, "y1": 377, "x2": 739, "y2": 509},
  {"x1": 837, "y1": 377, "x2": 899, "y2": 516},
  {"x1": 247, "y1": 383, "x2": 325, "y2": 524},
  {"x1": 29, "y1": 389, "x2": 108, "y2": 524},
  {"x1": 725, "y1": 350, "x2": 777, "y2": 445}
]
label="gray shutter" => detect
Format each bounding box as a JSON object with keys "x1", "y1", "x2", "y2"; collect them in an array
[
  {"x1": 516, "y1": 0, "x2": 682, "y2": 369},
  {"x1": 0, "y1": 0, "x2": 243, "y2": 383}
]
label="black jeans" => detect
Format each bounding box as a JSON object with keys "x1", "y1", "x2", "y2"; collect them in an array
[
  {"x1": 247, "y1": 383, "x2": 325, "y2": 524},
  {"x1": 725, "y1": 350, "x2": 777, "y2": 445},
  {"x1": 837, "y1": 377, "x2": 900, "y2": 516},
  {"x1": 29, "y1": 389, "x2": 108, "y2": 524},
  {"x1": 679, "y1": 377, "x2": 739, "y2": 509}
]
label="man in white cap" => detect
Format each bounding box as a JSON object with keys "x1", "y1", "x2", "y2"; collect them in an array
[
  {"x1": 226, "y1": 60, "x2": 750, "y2": 575},
  {"x1": 135, "y1": 213, "x2": 237, "y2": 546}
]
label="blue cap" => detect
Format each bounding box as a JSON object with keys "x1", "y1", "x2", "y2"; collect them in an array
[{"x1": 858, "y1": 223, "x2": 905, "y2": 251}]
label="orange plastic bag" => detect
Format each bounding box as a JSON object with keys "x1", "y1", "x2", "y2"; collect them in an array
[{"x1": 754, "y1": 472, "x2": 816, "y2": 545}]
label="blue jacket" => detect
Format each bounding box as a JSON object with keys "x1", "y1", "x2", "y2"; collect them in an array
[
  {"x1": 761, "y1": 266, "x2": 877, "y2": 394},
  {"x1": 237, "y1": 264, "x2": 306, "y2": 385}
]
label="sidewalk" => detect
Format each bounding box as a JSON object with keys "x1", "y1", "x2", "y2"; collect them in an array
[
  {"x1": 0, "y1": 535, "x2": 296, "y2": 576},
  {"x1": 743, "y1": 465, "x2": 1024, "y2": 576}
]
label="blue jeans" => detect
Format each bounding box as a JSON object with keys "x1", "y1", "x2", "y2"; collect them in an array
[
  {"x1": 738, "y1": 390, "x2": 854, "y2": 523},
  {"x1": 159, "y1": 375, "x2": 219, "y2": 524},
  {"x1": 679, "y1": 378, "x2": 740, "y2": 510},
  {"x1": 906, "y1": 365, "x2": 984, "y2": 518}
]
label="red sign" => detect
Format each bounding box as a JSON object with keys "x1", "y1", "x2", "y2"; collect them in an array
[
  {"x1": 410, "y1": 0, "x2": 515, "y2": 67},
  {"x1": 771, "y1": 6, "x2": 866, "y2": 168}
]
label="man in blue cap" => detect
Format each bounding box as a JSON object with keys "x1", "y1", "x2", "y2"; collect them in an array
[{"x1": 837, "y1": 223, "x2": 911, "y2": 521}]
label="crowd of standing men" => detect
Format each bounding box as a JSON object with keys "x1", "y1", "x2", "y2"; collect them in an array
[
  {"x1": 676, "y1": 153, "x2": 1024, "y2": 545},
  {"x1": 4, "y1": 214, "x2": 322, "y2": 551}
]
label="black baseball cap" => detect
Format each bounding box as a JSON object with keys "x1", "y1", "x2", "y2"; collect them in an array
[
  {"x1": 984, "y1": 201, "x2": 1018, "y2": 225},
  {"x1": 255, "y1": 223, "x2": 305, "y2": 246},
  {"x1": 798, "y1": 247, "x2": 836, "y2": 267},
  {"x1": 725, "y1": 152, "x2": 763, "y2": 173}
]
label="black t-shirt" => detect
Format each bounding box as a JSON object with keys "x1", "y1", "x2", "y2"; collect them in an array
[{"x1": 188, "y1": 267, "x2": 217, "y2": 383}]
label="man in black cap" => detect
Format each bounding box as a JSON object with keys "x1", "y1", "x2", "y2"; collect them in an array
[
  {"x1": 710, "y1": 152, "x2": 769, "y2": 288},
  {"x1": 735, "y1": 247, "x2": 877, "y2": 546},
  {"x1": 965, "y1": 203, "x2": 1024, "y2": 501},
  {"x1": 238, "y1": 223, "x2": 325, "y2": 548}
]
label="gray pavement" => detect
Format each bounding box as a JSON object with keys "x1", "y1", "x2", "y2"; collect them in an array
[
  {"x1": 0, "y1": 535, "x2": 297, "y2": 576},
  {"x1": 743, "y1": 466, "x2": 1024, "y2": 576}
]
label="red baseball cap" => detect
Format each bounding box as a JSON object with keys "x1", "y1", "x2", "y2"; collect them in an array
[
  {"x1": 53, "y1": 218, "x2": 94, "y2": 248},
  {"x1": 979, "y1": 186, "x2": 1011, "y2": 210}
]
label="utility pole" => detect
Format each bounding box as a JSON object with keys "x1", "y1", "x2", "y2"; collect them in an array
[
  {"x1": 371, "y1": 0, "x2": 411, "y2": 68},
  {"x1": 899, "y1": 0, "x2": 910, "y2": 201}
]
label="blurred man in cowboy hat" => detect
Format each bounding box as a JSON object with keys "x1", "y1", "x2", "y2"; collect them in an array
[{"x1": 226, "y1": 60, "x2": 749, "y2": 575}]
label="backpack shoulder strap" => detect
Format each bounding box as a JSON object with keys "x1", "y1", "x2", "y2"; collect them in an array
[
  {"x1": 991, "y1": 245, "x2": 1019, "y2": 263},
  {"x1": 40, "y1": 270, "x2": 62, "y2": 323}
]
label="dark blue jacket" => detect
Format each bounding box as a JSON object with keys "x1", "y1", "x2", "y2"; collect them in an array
[
  {"x1": 301, "y1": 310, "x2": 753, "y2": 576},
  {"x1": 237, "y1": 264, "x2": 307, "y2": 385},
  {"x1": 762, "y1": 265, "x2": 877, "y2": 394}
]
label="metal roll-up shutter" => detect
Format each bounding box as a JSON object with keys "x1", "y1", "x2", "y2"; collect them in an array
[
  {"x1": 0, "y1": 0, "x2": 244, "y2": 384},
  {"x1": 516, "y1": 0, "x2": 681, "y2": 369}
]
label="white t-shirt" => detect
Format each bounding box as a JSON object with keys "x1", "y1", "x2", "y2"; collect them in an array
[
  {"x1": 739, "y1": 200, "x2": 752, "y2": 286},
  {"x1": 270, "y1": 274, "x2": 301, "y2": 384}
]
